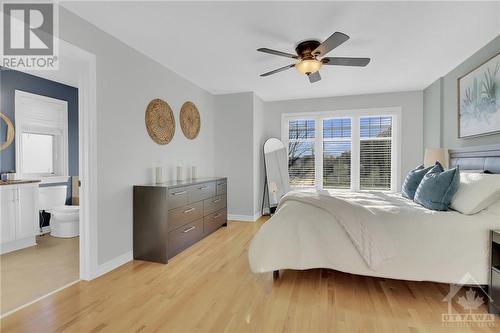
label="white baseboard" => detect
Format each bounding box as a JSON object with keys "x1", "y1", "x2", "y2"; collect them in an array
[
  {"x1": 228, "y1": 213, "x2": 262, "y2": 222},
  {"x1": 0, "y1": 237, "x2": 36, "y2": 255},
  {"x1": 95, "y1": 250, "x2": 133, "y2": 278}
]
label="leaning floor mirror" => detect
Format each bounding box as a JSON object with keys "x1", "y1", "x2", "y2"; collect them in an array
[{"x1": 262, "y1": 138, "x2": 290, "y2": 215}]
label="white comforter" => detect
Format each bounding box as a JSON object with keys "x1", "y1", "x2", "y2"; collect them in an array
[{"x1": 248, "y1": 190, "x2": 500, "y2": 284}]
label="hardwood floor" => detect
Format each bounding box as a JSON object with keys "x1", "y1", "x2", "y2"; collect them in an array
[
  {"x1": 1, "y1": 218, "x2": 498, "y2": 332},
  {"x1": 0, "y1": 235, "x2": 79, "y2": 315}
]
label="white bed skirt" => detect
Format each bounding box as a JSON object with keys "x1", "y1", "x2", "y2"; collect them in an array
[{"x1": 249, "y1": 191, "x2": 500, "y2": 285}]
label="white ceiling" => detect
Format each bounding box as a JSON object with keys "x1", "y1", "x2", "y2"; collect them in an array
[{"x1": 61, "y1": 1, "x2": 500, "y2": 101}]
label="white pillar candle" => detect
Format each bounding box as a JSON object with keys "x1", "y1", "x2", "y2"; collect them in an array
[
  {"x1": 191, "y1": 166, "x2": 197, "y2": 179},
  {"x1": 176, "y1": 166, "x2": 183, "y2": 181},
  {"x1": 155, "y1": 166, "x2": 163, "y2": 184}
]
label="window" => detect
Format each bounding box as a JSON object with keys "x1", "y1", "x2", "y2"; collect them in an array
[
  {"x1": 21, "y1": 133, "x2": 55, "y2": 175},
  {"x1": 360, "y1": 116, "x2": 392, "y2": 190},
  {"x1": 288, "y1": 120, "x2": 315, "y2": 186},
  {"x1": 15, "y1": 91, "x2": 68, "y2": 182},
  {"x1": 323, "y1": 118, "x2": 351, "y2": 189},
  {"x1": 283, "y1": 109, "x2": 399, "y2": 191}
]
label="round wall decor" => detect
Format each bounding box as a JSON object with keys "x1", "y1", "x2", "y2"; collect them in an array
[
  {"x1": 145, "y1": 98, "x2": 175, "y2": 145},
  {"x1": 180, "y1": 101, "x2": 201, "y2": 140},
  {"x1": 0, "y1": 112, "x2": 15, "y2": 151}
]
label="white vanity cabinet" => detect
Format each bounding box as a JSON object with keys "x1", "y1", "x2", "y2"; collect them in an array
[{"x1": 0, "y1": 182, "x2": 39, "y2": 254}]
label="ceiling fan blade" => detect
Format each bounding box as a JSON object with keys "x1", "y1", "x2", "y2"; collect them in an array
[
  {"x1": 260, "y1": 64, "x2": 295, "y2": 77},
  {"x1": 312, "y1": 32, "x2": 349, "y2": 56},
  {"x1": 257, "y1": 48, "x2": 298, "y2": 59},
  {"x1": 322, "y1": 57, "x2": 371, "y2": 67},
  {"x1": 308, "y1": 71, "x2": 321, "y2": 83}
]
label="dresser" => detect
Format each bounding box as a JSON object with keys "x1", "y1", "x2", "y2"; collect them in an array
[
  {"x1": 133, "y1": 177, "x2": 227, "y2": 264},
  {"x1": 490, "y1": 230, "x2": 500, "y2": 314}
]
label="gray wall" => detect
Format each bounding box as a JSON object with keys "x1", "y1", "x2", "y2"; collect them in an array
[
  {"x1": 422, "y1": 78, "x2": 442, "y2": 149},
  {"x1": 213, "y1": 92, "x2": 267, "y2": 219},
  {"x1": 60, "y1": 8, "x2": 216, "y2": 265},
  {"x1": 253, "y1": 94, "x2": 265, "y2": 216},
  {"x1": 423, "y1": 35, "x2": 500, "y2": 150},
  {"x1": 214, "y1": 92, "x2": 255, "y2": 218},
  {"x1": 263, "y1": 91, "x2": 424, "y2": 188}
]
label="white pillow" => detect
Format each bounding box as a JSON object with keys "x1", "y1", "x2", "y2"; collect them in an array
[{"x1": 451, "y1": 173, "x2": 500, "y2": 214}]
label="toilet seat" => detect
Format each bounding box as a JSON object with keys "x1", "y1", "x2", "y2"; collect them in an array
[{"x1": 50, "y1": 206, "x2": 79, "y2": 215}]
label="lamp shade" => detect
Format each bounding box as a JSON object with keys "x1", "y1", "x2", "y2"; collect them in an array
[
  {"x1": 424, "y1": 148, "x2": 446, "y2": 168},
  {"x1": 295, "y1": 59, "x2": 322, "y2": 74}
]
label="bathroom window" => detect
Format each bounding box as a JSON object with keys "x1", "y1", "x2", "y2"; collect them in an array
[
  {"x1": 21, "y1": 133, "x2": 55, "y2": 175},
  {"x1": 15, "y1": 91, "x2": 69, "y2": 183}
]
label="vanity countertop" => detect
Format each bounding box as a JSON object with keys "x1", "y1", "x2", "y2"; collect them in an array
[
  {"x1": 135, "y1": 177, "x2": 226, "y2": 189},
  {"x1": 0, "y1": 180, "x2": 41, "y2": 186}
]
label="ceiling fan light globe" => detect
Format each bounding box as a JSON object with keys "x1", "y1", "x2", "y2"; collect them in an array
[{"x1": 295, "y1": 59, "x2": 322, "y2": 75}]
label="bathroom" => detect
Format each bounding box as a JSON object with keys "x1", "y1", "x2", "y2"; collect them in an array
[{"x1": 0, "y1": 66, "x2": 80, "y2": 315}]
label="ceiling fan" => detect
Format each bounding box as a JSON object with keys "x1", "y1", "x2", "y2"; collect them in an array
[{"x1": 257, "y1": 31, "x2": 370, "y2": 83}]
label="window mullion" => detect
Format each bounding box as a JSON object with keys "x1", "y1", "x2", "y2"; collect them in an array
[
  {"x1": 391, "y1": 115, "x2": 397, "y2": 191},
  {"x1": 315, "y1": 117, "x2": 323, "y2": 189},
  {"x1": 351, "y1": 116, "x2": 360, "y2": 190}
]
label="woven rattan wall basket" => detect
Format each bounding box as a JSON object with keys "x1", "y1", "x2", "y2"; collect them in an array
[
  {"x1": 0, "y1": 112, "x2": 15, "y2": 151},
  {"x1": 180, "y1": 101, "x2": 201, "y2": 140},
  {"x1": 145, "y1": 98, "x2": 175, "y2": 145}
]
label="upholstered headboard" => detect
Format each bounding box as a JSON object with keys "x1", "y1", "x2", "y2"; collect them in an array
[{"x1": 449, "y1": 144, "x2": 500, "y2": 174}]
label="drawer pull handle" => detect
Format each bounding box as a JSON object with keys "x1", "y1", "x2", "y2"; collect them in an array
[
  {"x1": 172, "y1": 191, "x2": 187, "y2": 196},
  {"x1": 183, "y1": 208, "x2": 195, "y2": 213},
  {"x1": 213, "y1": 213, "x2": 221, "y2": 219},
  {"x1": 218, "y1": 183, "x2": 227, "y2": 186},
  {"x1": 183, "y1": 226, "x2": 196, "y2": 233},
  {"x1": 213, "y1": 199, "x2": 221, "y2": 203},
  {"x1": 198, "y1": 186, "x2": 209, "y2": 190}
]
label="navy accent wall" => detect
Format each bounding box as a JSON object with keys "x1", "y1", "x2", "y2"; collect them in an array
[{"x1": 0, "y1": 67, "x2": 79, "y2": 204}]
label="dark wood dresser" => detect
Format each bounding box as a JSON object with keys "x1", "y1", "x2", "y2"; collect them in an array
[
  {"x1": 490, "y1": 230, "x2": 500, "y2": 314},
  {"x1": 133, "y1": 177, "x2": 227, "y2": 264}
]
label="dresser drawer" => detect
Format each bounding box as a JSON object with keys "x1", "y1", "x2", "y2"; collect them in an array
[
  {"x1": 188, "y1": 182, "x2": 216, "y2": 203},
  {"x1": 204, "y1": 209, "x2": 227, "y2": 236},
  {"x1": 168, "y1": 201, "x2": 203, "y2": 231},
  {"x1": 216, "y1": 180, "x2": 227, "y2": 195},
  {"x1": 168, "y1": 188, "x2": 189, "y2": 209},
  {"x1": 492, "y1": 269, "x2": 500, "y2": 307},
  {"x1": 204, "y1": 194, "x2": 227, "y2": 215},
  {"x1": 168, "y1": 218, "x2": 203, "y2": 258}
]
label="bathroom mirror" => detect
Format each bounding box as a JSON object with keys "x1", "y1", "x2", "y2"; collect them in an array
[{"x1": 262, "y1": 138, "x2": 290, "y2": 214}]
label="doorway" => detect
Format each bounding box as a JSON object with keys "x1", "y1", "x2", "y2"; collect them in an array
[{"x1": 0, "y1": 38, "x2": 97, "y2": 316}]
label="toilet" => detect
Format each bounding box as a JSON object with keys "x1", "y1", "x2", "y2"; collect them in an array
[{"x1": 39, "y1": 185, "x2": 79, "y2": 238}]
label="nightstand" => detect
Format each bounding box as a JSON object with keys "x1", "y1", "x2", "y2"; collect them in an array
[{"x1": 490, "y1": 230, "x2": 500, "y2": 314}]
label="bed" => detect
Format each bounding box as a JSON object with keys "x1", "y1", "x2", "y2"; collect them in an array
[{"x1": 248, "y1": 145, "x2": 500, "y2": 284}]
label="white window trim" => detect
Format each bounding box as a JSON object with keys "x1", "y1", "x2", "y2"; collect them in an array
[
  {"x1": 282, "y1": 107, "x2": 402, "y2": 192},
  {"x1": 14, "y1": 90, "x2": 69, "y2": 183}
]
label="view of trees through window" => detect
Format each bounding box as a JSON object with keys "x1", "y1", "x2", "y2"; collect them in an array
[
  {"x1": 288, "y1": 120, "x2": 315, "y2": 186},
  {"x1": 323, "y1": 118, "x2": 351, "y2": 189},
  {"x1": 287, "y1": 115, "x2": 393, "y2": 190}
]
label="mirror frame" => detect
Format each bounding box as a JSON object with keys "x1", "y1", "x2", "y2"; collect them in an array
[{"x1": 262, "y1": 137, "x2": 289, "y2": 215}]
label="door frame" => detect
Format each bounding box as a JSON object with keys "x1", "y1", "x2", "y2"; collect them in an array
[{"x1": 58, "y1": 38, "x2": 98, "y2": 280}]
